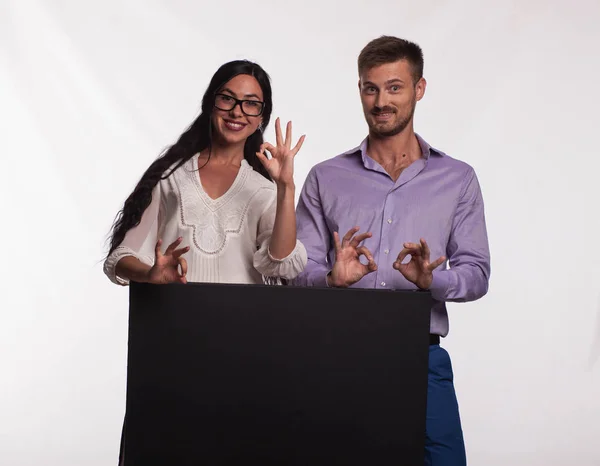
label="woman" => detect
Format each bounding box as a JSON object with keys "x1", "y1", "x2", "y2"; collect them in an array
[{"x1": 104, "y1": 60, "x2": 307, "y2": 286}]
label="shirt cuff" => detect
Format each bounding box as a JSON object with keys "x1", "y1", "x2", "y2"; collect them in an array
[
  {"x1": 308, "y1": 269, "x2": 330, "y2": 287},
  {"x1": 429, "y1": 270, "x2": 451, "y2": 301}
]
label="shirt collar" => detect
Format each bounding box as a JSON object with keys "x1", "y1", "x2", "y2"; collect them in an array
[{"x1": 343, "y1": 133, "x2": 443, "y2": 169}]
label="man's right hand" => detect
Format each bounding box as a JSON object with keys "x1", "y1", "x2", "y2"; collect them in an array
[{"x1": 327, "y1": 227, "x2": 377, "y2": 287}]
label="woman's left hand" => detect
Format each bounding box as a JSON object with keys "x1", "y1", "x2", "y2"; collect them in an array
[{"x1": 256, "y1": 117, "x2": 305, "y2": 187}]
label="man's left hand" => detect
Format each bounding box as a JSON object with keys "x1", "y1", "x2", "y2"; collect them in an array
[{"x1": 393, "y1": 238, "x2": 446, "y2": 290}]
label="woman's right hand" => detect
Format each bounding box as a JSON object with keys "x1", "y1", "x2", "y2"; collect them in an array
[{"x1": 146, "y1": 237, "x2": 189, "y2": 284}]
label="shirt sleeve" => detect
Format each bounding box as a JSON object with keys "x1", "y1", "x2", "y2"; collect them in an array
[
  {"x1": 103, "y1": 183, "x2": 163, "y2": 286},
  {"x1": 291, "y1": 167, "x2": 332, "y2": 287},
  {"x1": 429, "y1": 168, "x2": 491, "y2": 302},
  {"x1": 253, "y1": 192, "x2": 307, "y2": 280}
]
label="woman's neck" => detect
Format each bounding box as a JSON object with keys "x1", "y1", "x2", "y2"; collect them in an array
[{"x1": 200, "y1": 140, "x2": 245, "y2": 166}]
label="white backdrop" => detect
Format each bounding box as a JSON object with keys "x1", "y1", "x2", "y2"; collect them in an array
[{"x1": 2, "y1": 0, "x2": 600, "y2": 464}]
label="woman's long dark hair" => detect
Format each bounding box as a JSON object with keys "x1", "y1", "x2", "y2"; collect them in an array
[{"x1": 107, "y1": 60, "x2": 273, "y2": 256}]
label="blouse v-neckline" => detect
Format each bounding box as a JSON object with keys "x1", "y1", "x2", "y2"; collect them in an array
[{"x1": 189, "y1": 155, "x2": 249, "y2": 209}]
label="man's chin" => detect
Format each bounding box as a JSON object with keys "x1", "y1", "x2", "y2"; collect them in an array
[
  {"x1": 368, "y1": 120, "x2": 408, "y2": 138},
  {"x1": 369, "y1": 125, "x2": 400, "y2": 138}
]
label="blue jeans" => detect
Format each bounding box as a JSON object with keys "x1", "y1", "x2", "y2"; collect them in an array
[{"x1": 425, "y1": 345, "x2": 467, "y2": 465}]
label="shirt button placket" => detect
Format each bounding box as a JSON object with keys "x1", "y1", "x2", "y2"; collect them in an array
[{"x1": 381, "y1": 198, "x2": 393, "y2": 289}]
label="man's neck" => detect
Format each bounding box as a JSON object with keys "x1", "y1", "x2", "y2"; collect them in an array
[{"x1": 366, "y1": 127, "x2": 422, "y2": 181}]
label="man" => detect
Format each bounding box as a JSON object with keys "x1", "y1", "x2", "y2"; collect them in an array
[{"x1": 293, "y1": 36, "x2": 491, "y2": 465}]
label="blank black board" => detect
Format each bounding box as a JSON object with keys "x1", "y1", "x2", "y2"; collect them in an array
[{"x1": 123, "y1": 282, "x2": 432, "y2": 465}]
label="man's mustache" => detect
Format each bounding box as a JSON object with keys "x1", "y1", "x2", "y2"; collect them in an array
[{"x1": 371, "y1": 107, "x2": 396, "y2": 115}]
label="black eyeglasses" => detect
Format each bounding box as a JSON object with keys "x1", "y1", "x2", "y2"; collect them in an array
[{"x1": 214, "y1": 93, "x2": 265, "y2": 117}]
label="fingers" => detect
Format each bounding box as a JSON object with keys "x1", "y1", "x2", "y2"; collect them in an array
[
  {"x1": 356, "y1": 246, "x2": 374, "y2": 263},
  {"x1": 397, "y1": 238, "x2": 445, "y2": 271},
  {"x1": 403, "y1": 242, "x2": 422, "y2": 256},
  {"x1": 255, "y1": 150, "x2": 269, "y2": 168},
  {"x1": 420, "y1": 238, "x2": 446, "y2": 271},
  {"x1": 155, "y1": 239, "x2": 163, "y2": 258},
  {"x1": 339, "y1": 227, "x2": 373, "y2": 250},
  {"x1": 273, "y1": 118, "x2": 304, "y2": 154},
  {"x1": 172, "y1": 245, "x2": 190, "y2": 259},
  {"x1": 291, "y1": 134, "x2": 306, "y2": 156},
  {"x1": 333, "y1": 231, "x2": 342, "y2": 253},
  {"x1": 284, "y1": 120, "x2": 292, "y2": 148},
  {"x1": 395, "y1": 241, "x2": 423, "y2": 269},
  {"x1": 357, "y1": 246, "x2": 378, "y2": 272},
  {"x1": 259, "y1": 142, "x2": 276, "y2": 157},
  {"x1": 165, "y1": 237, "x2": 183, "y2": 256},
  {"x1": 350, "y1": 232, "x2": 372, "y2": 248},
  {"x1": 263, "y1": 142, "x2": 277, "y2": 153},
  {"x1": 342, "y1": 227, "x2": 360, "y2": 248},
  {"x1": 275, "y1": 117, "x2": 283, "y2": 147},
  {"x1": 336, "y1": 228, "x2": 369, "y2": 251},
  {"x1": 420, "y1": 238, "x2": 431, "y2": 260},
  {"x1": 256, "y1": 141, "x2": 276, "y2": 167},
  {"x1": 394, "y1": 247, "x2": 411, "y2": 268},
  {"x1": 429, "y1": 255, "x2": 447, "y2": 271}
]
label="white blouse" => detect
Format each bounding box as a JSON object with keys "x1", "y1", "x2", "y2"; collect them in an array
[{"x1": 103, "y1": 156, "x2": 307, "y2": 286}]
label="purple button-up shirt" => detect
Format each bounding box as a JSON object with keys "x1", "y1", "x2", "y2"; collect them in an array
[{"x1": 293, "y1": 134, "x2": 491, "y2": 336}]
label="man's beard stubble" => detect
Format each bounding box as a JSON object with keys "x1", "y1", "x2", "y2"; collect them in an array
[{"x1": 368, "y1": 99, "x2": 416, "y2": 138}]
